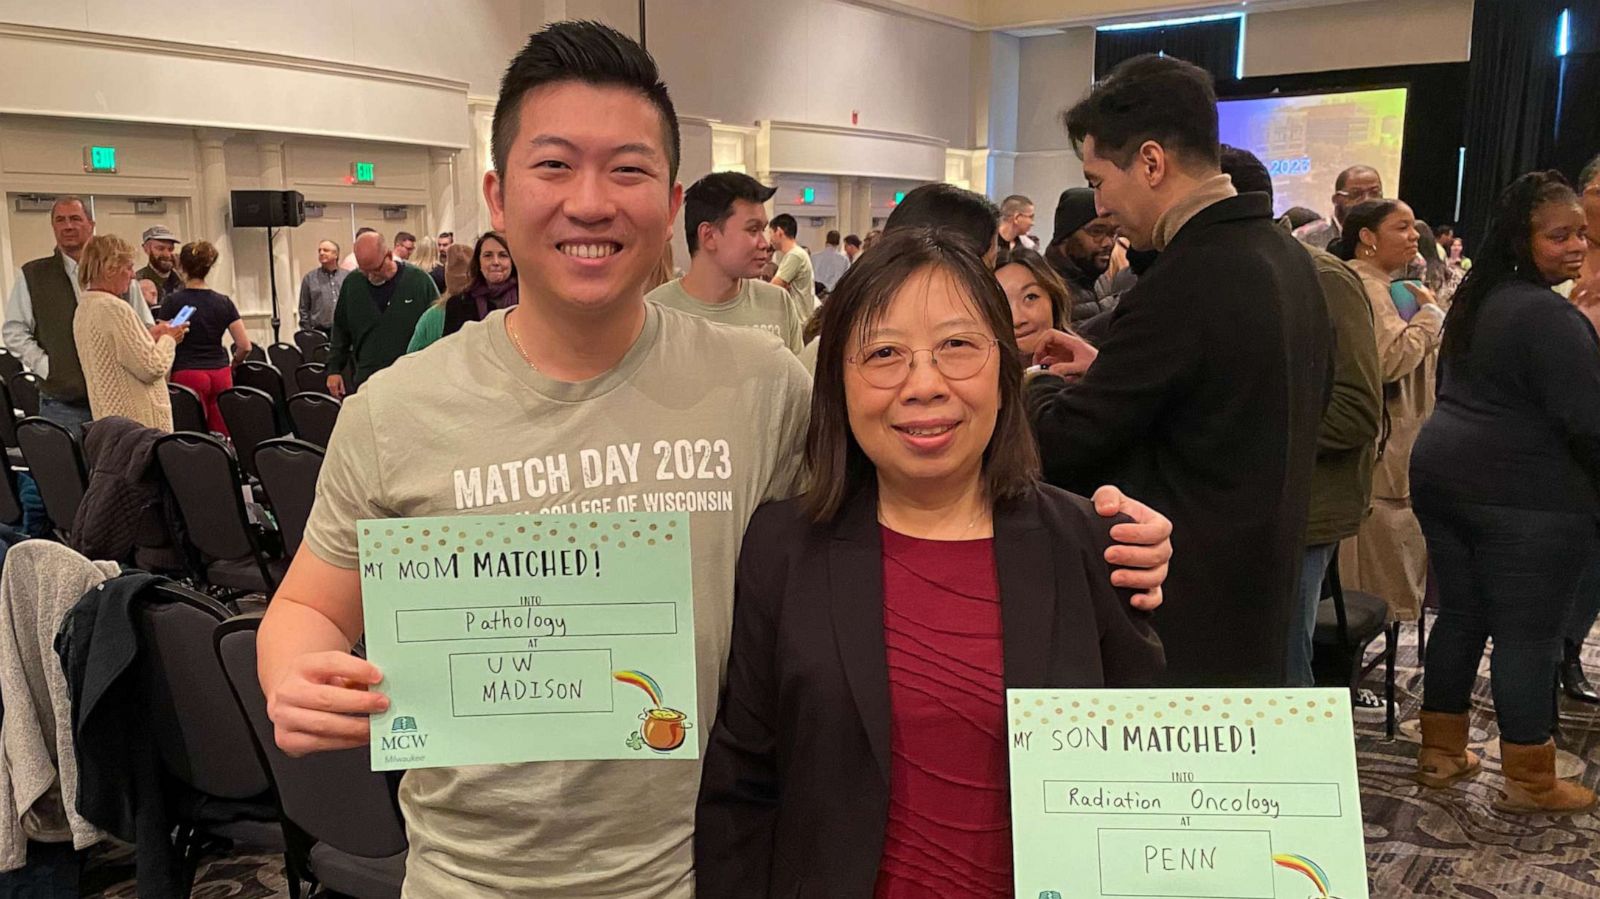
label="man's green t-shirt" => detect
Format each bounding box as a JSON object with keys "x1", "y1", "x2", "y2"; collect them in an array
[
  {"x1": 302, "y1": 305, "x2": 811, "y2": 898},
  {"x1": 645, "y1": 277, "x2": 808, "y2": 354},
  {"x1": 774, "y1": 245, "x2": 817, "y2": 312}
]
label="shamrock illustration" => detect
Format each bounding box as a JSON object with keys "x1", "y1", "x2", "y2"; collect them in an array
[{"x1": 625, "y1": 731, "x2": 645, "y2": 751}]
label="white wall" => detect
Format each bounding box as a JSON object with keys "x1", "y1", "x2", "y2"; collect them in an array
[
  {"x1": 646, "y1": 0, "x2": 974, "y2": 148},
  {"x1": 1012, "y1": 27, "x2": 1095, "y2": 246},
  {"x1": 0, "y1": 0, "x2": 529, "y2": 97},
  {"x1": 1244, "y1": 0, "x2": 1472, "y2": 77}
]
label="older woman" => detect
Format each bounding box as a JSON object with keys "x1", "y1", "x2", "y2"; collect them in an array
[
  {"x1": 72, "y1": 235, "x2": 186, "y2": 431},
  {"x1": 1333, "y1": 199, "x2": 1446, "y2": 632},
  {"x1": 407, "y1": 231, "x2": 517, "y2": 352},
  {"x1": 996, "y1": 248, "x2": 1073, "y2": 357},
  {"x1": 695, "y1": 228, "x2": 1164, "y2": 898}
]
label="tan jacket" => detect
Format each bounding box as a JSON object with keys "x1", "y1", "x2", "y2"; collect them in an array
[
  {"x1": 72, "y1": 290, "x2": 175, "y2": 432},
  {"x1": 1350, "y1": 259, "x2": 1444, "y2": 499}
]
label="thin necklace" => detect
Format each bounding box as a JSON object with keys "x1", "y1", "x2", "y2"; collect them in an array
[
  {"x1": 880, "y1": 503, "x2": 987, "y2": 538},
  {"x1": 506, "y1": 309, "x2": 538, "y2": 372}
]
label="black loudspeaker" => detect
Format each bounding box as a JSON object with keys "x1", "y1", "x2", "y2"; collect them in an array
[{"x1": 230, "y1": 190, "x2": 305, "y2": 228}]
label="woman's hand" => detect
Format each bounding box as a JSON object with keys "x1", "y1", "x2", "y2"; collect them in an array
[
  {"x1": 151, "y1": 322, "x2": 189, "y2": 343},
  {"x1": 1091, "y1": 485, "x2": 1171, "y2": 612}
]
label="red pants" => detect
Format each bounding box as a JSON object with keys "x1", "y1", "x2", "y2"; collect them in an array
[{"x1": 170, "y1": 367, "x2": 234, "y2": 436}]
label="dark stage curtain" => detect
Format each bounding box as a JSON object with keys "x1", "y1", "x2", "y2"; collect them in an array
[
  {"x1": 1459, "y1": 0, "x2": 1565, "y2": 241},
  {"x1": 1095, "y1": 17, "x2": 1240, "y2": 84},
  {"x1": 1551, "y1": 0, "x2": 1600, "y2": 185}
]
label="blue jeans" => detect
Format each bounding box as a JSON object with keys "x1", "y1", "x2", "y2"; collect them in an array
[
  {"x1": 38, "y1": 396, "x2": 91, "y2": 440},
  {"x1": 1287, "y1": 543, "x2": 1337, "y2": 687},
  {"x1": 1415, "y1": 492, "x2": 1598, "y2": 744}
]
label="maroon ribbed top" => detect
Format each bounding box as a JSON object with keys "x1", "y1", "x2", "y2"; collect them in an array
[{"x1": 873, "y1": 527, "x2": 1011, "y2": 899}]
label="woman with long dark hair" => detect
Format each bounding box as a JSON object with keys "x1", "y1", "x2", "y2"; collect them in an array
[
  {"x1": 1332, "y1": 199, "x2": 1445, "y2": 636},
  {"x1": 1410, "y1": 171, "x2": 1599, "y2": 813},
  {"x1": 407, "y1": 232, "x2": 517, "y2": 352}
]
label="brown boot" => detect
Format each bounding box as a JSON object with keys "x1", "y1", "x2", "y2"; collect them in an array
[
  {"x1": 1495, "y1": 739, "x2": 1597, "y2": 814},
  {"x1": 1415, "y1": 711, "x2": 1482, "y2": 788}
]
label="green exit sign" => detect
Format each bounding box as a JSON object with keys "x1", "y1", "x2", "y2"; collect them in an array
[
  {"x1": 83, "y1": 146, "x2": 117, "y2": 173},
  {"x1": 353, "y1": 161, "x2": 375, "y2": 184},
  {"x1": 802, "y1": 187, "x2": 815, "y2": 204},
  {"x1": 894, "y1": 191, "x2": 906, "y2": 204}
]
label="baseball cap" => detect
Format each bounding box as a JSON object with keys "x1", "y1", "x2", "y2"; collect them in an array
[{"x1": 141, "y1": 225, "x2": 179, "y2": 244}]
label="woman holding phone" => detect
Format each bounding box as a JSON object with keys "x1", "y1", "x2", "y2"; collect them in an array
[
  {"x1": 695, "y1": 228, "x2": 1164, "y2": 898},
  {"x1": 160, "y1": 240, "x2": 252, "y2": 434},
  {"x1": 73, "y1": 235, "x2": 186, "y2": 431}
]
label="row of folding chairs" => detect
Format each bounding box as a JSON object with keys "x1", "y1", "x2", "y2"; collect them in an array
[
  {"x1": 2, "y1": 416, "x2": 325, "y2": 595},
  {"x1": 101, "y1": 579, "x2": 405, "y2": 897},
  {"x1": 169, "y1": 383, "x2": 340, "y2": 453}
]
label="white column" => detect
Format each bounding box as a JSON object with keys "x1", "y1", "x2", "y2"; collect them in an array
[
  {"x1": 429, "y1": 147, "x2": 458, "y2": 240},
  {"x1": 851, "y1": 177, "x2": 873, "y2": 236},
  {"x1": 195, "y1": 128, "x2": 237, "y2": 298}
]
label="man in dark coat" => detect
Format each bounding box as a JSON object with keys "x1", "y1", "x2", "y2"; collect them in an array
[{"x1": 1025, "y1": 54, "x2": 1332, "y2": 687}]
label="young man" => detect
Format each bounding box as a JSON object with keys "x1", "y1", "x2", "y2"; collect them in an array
[
  {"x1": 996, "y1": 193, "x2": 1037, "y2": 259},
  {"x1": 259, "y1": 22, "x2": 1173, "y2": 898},
  {"x1": 646, "y1": 172, "x2": 808, "y2": 353},
  {"x1": 391, "y1": 230, "x2": 417, "y2": 261},
  {"x1": 1028, "y1": 54, "x2": 1331, "y2": 687},
  {"x1": 843, "y1": 232, "x2": 862, "y2": 262},
  {"x1": 768, "y1": 213, "x2": 817, "y2": 311}
]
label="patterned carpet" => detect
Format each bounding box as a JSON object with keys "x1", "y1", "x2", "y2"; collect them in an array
[{"x1": 80, "y1": 615, "x2": 1600, "y2": 898}]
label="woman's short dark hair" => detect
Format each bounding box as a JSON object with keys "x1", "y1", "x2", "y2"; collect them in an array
[
  {"x1": 1064, "y1": 54, "x2": 1221, "y2": 171},
  {"x1": 803, "y1": 227, "x2": 1039, "y2": 523},
  {"x1": 1332, "y1": 199, "x2": 1406, "y2": 261},
  {"x1": 1441, "y1": 171, "x2": 1579, "y2": 367},
  {"x1": 997, "y1": 249, "x2": 1072, "y2": 331},
  {"x1": 461, "y1": 231, "x2": 515, "y2": 297},
  {"x1": 883, "y1": 183, "x2": 999, "y2": 259},
  {"x1": 492, "y1": 21, "x2": 679, "y2": 182}
]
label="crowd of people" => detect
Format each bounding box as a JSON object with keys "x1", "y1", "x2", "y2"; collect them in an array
[{"x1": 3, "y1": 15, "x2": 1598, "y2": 897}]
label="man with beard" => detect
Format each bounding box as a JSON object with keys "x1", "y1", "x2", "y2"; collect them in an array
[
  {"x1": 136, "y1": 226, "x2": 183, "y2": 304},
  {"x1": 646, "y1": 172, "x2": 808, "y2": 354},
  {"x1": 1045, "y1": 187, "x2": 1118, "y2": 325}
]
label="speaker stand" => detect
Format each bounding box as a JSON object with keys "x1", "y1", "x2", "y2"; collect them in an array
[{"x1": 266, "y1": 224, "x2": 281, "y2": 343}]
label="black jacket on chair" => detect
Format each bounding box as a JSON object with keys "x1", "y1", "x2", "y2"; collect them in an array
[
  {"x1": 1026, "y1": 192, "x2": 1331, "y2": 687},
  {"x1": 694, "y1": 483, "x2": 1164, "y2": 899}
]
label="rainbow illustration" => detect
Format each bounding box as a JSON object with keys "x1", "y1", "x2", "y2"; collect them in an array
[
  {"x1": 613, "y1": 670, "x2": 663, "y2": 708},
  {"x1": 1273, "y1": 854, "x2": 1331, "y2": 897}
]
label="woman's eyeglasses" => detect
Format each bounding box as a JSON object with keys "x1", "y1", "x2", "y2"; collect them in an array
[{"x1": 847, "y1": 334, "x2": 998, "y2": 389}]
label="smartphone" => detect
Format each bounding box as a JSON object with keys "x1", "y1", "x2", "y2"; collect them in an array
[{"x1": 170, "y1": 305, "x2": 196, "y2": 327}]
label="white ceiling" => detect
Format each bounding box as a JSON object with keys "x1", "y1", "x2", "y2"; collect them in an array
[{"x1": 845, "y1": 0, "x2": 1374, "y2": 33}]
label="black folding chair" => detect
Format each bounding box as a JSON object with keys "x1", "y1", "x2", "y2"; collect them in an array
[
  {"x1": 268, "y1": 344, "x2": 304, "y2": 395},
  {"x1": 254, "y1": 438, "x2": 323, "y2": 558},
  {"x1": 1313, "y1": 547, "x2": 1398, "y2": 740},
  {"x1": 217, "y1": 386, "x2": 282, "y2": 480},
  {"x1": 231, "y1": 344, "x2": 267, "y2": 364},
  {"x1": 217, "y1": 616, "x2": 407, "y2": 899},
  {"x1": 155, "y1": 432, "x2": 285, "y2": 595},
  {"x1": 293, "y1": 329, "x2": 329, "y2": 357},
  {"x1": 16, "y1": 416, "x2": 87, "y2": 539},
  {"x1": 0, "y1": 378, "x2": 19, "y2": 449},
  {"x1": 0, "y1": 348, "x2": 23, "y2": 385},
  {"x1": 234, "y1": 360, "x2": 287, "y2": 428},
  {"x1": 136, "y1": 584, "x2": 281, "y2": 892},
  {"x1": 309, "y1": 344, "x2": 331, "y2": 365},
  {"x1": 287, "y1": 393, "x2": 340, "y2": 448},
  {"x1": 9, "y1": 372, "x2": 40, "y2": 419},
  {"x1": 295, "y1": 362, "x2": 330, "y2": 396},
  {"x1": 0, "y1": 443, "x2": 22, "y2": 525},
  {"x1": 169, "y1": 383, "x2": 209, "y2": 434}
]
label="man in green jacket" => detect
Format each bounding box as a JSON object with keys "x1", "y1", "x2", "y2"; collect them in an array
[
  {"x1": 326, "y1": 230, "x2": 438, "y2": 397},
  {"x1": 1220, "y1": 147, "x2": 1382, "y2": 687}
]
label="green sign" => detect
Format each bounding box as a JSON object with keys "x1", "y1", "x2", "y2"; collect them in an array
[
  {"x1": 353, "y1": 161, "x2": 375, "y2": 183},
  {"x1": 359, "y1": 512, "x2": 697, "y2": 770},
  {"x1": 802, "y1": 187, "x2": 815, "y2": 204},
  {"x1": 894, "y1": 191, "x2": 906, "y2": 204},
  {"x1": 1008, "y1": 688, "x2": 1368, "y2": 899},
  {"x1": 85, "y1": 146, "x2": 117, "y2": 173}
]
